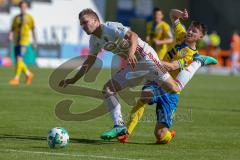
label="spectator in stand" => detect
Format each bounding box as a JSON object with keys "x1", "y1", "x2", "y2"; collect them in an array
[
  {"x1": 230, "y1": 31, "x2": 240, "y2": 75},
  {"x1": 207, "y1": 31, "x2": 221, "y2": 59}
]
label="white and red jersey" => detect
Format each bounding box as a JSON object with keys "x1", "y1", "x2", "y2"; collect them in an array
[
  {"x1": 89, "y1": 22, "x2": 170, "y2": 87},
  {"x1": 89, "y1": 21, "x2": 159, "y2": 62}
]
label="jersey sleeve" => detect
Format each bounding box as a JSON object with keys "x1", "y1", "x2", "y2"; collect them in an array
[
  {"x1": 173, "y1": 20, "x2": 186, "y2": 44},
  {"x1": 29, "y1": 15, "x2": 35, "y2": 29},
  {"x1": 104, "y1": 22, "x2": 130, "y2": 39},
  {"x1": 146, "y1": 22, "x2": 152, "y2": 37},
  {"x1": 163, "y1": 22, "x2": 173, "y2": 39},
  {"x1": 89, "y1": 36, "x2": 101, "y2": 55},
  {"x1": 11, "y1": 16, "x2": 17, "y2": 31}
]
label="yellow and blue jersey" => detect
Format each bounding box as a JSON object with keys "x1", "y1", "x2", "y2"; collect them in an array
[
  {"x1": 11, "y1": 13, "x2": 35, "y2": 46},
  {"x1": 144, "y1": 21, "x2": 198, "y2": 106},
  {"x1": 146, "y1": 21, "x2": 172, "y2": 60},
  {"x1": 134, "y1": 21, "x2": 199, "y2": 129},
  {"x1": 163, "y1": 20, "x2": 199, "y2": 79}
]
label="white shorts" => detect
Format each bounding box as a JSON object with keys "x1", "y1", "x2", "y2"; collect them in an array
[{"x1": 111, "y1": 45, "x2": 171, "y2": 89}]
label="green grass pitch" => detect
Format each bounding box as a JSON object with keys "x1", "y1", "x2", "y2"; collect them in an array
[{"x1": 0, "y1": 67, "x2": 240, "y2": 160}]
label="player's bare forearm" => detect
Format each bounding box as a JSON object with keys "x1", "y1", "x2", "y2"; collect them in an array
[
  {"x1": 155, "y1": 38, "x2": 173, "y2": 45},
  {"x1": 146, "y1": 36, "x2": 150, "y2": 43},
  {"x1": 170, "y1": 9, "x2": 188, "y2": 23},
  {"x1": 32, "y1": 29, "x2": 37, "y2": 46},
  {"x1": 59, "y1": 54, "x2": 97, "y2": 88},
  {"x1": 125, "y1": 31, "x2": 138, "y2": 56},
  {"x1": 162, "y1": 60, "x2": 180, "y2": 71},
  {"x1": 170, "y1": 9, "x2": 183, "y2": 21},
  {"x1": 71, "y1": 55, "x2": 97, "y2": 83},
  {"x1": 125, "y1": 31, "x2": 138, "y2": 66},
  {"x1": 8, "y1": 31, "x2": 13, "y2": 42},
  {"x1": 163, "y1": 38, "x2": 174, "y2": 44},
  {"x1": 59, "y1": 55, "x2": 96, "y2": 88}
]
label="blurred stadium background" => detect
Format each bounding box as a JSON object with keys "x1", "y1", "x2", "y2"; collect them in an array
[
  {"x1": 0, "y1": 0, "x2": 240, "y2": 70},
  {"x1": 0, "y1": 0, "x2": 240, "y2": 160}
]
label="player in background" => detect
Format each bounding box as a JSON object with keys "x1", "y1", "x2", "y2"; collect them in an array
[
  {"x1": 59, "y1": 8, "x2": 217, "y2": 140},
  {"x1": 230, "y1": 31, "x2": 240, "y2": 75},
  {"x1": 146, "y1": 8, "x2": 173, "y2": 60},
  {"x1": 8, "y1": 0, "x2": 36, "y2": 85},
  {"x1": 117, "y1": 8, "x2": 218, "y2": 144}
]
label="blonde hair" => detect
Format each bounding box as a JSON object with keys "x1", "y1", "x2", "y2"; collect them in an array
[{"x1": 79, "y1": 8, "x2": 100, "y2": 21}]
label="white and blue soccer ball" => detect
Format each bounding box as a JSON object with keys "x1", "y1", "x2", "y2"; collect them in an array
[{"x1": 47, "y1": 127, "x2": 69, "y2": 148}]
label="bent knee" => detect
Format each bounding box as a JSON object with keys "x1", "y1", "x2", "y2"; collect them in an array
[
  {"x1": 172, "y1": 86, "x2": 181, "y2": 93},
  {"x1": 102, "y1": 85, "x2": 114, "y2": 98},
  {"x1": 155, "y1": 131, "x2": 164, "y2": 140},
  {"x1": 154, "y1": 124, "x2": 168, "y2": 140},
  {"x1": 163, "y1": 78, "x2": 181, "y2": 93},
  {"x1": 167, "y1": 84, "x2": 181, "y2": 93}
]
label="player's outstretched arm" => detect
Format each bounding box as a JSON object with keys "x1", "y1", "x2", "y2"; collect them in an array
[
  {"x1": 59, "y1": 54, "x2": 97, "y2": 88},
  {"x1": 162, "y1": 53, "x2": 192, "y2": 71},
  {"x1": 162, "y1": 60, "x2": 180, "y2": 71},
  {"x1": 9, "y1": 17, "x2": 15, "y2": 42}
]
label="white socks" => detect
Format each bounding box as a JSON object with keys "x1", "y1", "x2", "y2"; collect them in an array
[
  {"x1": 176, "y1": 61, "x2": 202, "y2": 90},
  {"x1": 105, "y1": 95, "x2": 124, "y2": 126}
]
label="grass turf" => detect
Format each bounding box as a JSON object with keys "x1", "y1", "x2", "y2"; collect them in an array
[{"x1": 0, "y1": 67, "x2": 240, "y2": 160}]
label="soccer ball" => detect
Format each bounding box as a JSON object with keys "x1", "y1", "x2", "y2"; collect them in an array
[{"x1": 47, "y1": 127, "x2": 69, "y2": 148}]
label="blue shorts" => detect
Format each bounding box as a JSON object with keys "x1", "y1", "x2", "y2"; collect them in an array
[
  {"x1": 14, "y1": 45, "x2": 27, "y2": 57},
  {"x1": 142, "y1": 82, "x2": 179, "y2": 128}
]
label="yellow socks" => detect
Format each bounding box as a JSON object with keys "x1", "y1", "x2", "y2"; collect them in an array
[
  {"x1": 156, "y1": 130, "x2": 176, "y2": 144},
  {"x1": 127, "y1": 100, "x2": 146, "y2": 135},
  {"x1": 157, "y1": 130, "x2": 172, "y2": 144},
  {"x1": 21, "y1": 60, "x2": 30, "y2": 75},
  {"x1": 15, "y1": 59, "x2": 30, "y2": 79}
]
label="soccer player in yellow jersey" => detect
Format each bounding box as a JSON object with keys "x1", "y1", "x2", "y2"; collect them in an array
[
  {"x1": 118, "y1": 9, "x2": 217, "y2": 144},
  {"x1": 8, "y1": 1, "x2": 36, "y2": 85},
  {"x1": 146, "y1": 8, "x2": 173, "y2": 60}
]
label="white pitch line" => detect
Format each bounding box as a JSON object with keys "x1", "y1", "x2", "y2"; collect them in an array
[{"x1": 0, "y1": 149, "x2": 144, "y2": 160}]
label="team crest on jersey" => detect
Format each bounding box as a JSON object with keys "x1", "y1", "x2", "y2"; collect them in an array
[
  {"x1": 118, "y1": 39, "x2": 131, "y2": 51},
  {"x1": 103, "y1": 39, "x2": 131, "y2": 53},
  {"x1": 157, "y1": 28, "x2": 163, "y2": 33},
  {"x1": 117, "y1": 27, "x2": 125, "y2": 32},
  {"x1": 181, "y1": 50, "x2": 187, "y2": 57},
  {"x1": 104, "y1": 41, "x2": 117, "y2": 51}
]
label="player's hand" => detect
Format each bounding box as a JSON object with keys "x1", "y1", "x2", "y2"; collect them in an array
[
  {"x1": 153, "y1": 39, "x2": 163, "y2": 45},
  {"x1": 8, "y1": 32, "x2": 13, "y2": 42},
  {"x1": 59, "y1": 78, "x2": 75, "y2": 88},
  {"x1": 182, "y1": 9, "x2": 189, "y2": 20},
  {"x1": 128, "y1": 53, "x2": 137, "y2": 69}
]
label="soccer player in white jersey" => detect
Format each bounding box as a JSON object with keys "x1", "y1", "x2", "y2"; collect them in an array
[{"x1": 59, "y1": 8, "x2": 217, "y2": 139}]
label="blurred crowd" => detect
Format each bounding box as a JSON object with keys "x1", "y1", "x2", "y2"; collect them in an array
[
  {"x1": 197, "y1": 31, "x2": 240, "y2": 74},
  {"x1": 146, "y1": 8, "x2": 240, "y2": 74}
]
